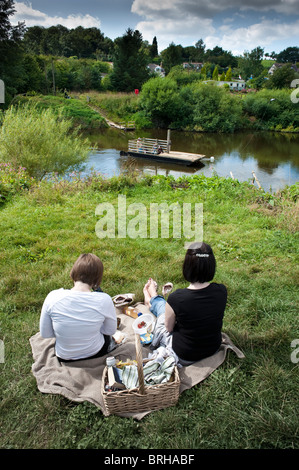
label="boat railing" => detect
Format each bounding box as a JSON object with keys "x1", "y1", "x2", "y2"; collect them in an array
[{"x1": 128, "y1": 138, "x2": 169, "y2": 154}]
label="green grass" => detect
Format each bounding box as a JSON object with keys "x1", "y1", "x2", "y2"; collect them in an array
[
  {"x1": 0, "y1": 172, "x2": 298, "y2": 449},
  {"x1": 11, "y1": 94, "x2": 108, "y2": 130}
]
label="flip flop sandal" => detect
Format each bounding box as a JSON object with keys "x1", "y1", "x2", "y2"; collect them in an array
[
  {"x1": 112, "y1": 293, "x2": 135, "y2": 307},
  {"x1": 162, "y1": 282, "x2": 173, "y2": 296}
]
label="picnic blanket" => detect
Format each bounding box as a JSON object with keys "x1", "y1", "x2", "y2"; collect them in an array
[{"x1": 29, "y1": 303, "x2": 245, "y2": 419}]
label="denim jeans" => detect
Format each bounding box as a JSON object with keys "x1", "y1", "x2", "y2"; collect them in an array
[
  {"x1": 149, "y1": 295, "x2": 195, "y2": 367},
  {"x1": 149, "y1": 295, "x2": 167, "y2": 317}
]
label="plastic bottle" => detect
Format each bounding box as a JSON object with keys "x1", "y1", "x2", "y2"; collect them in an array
[
  {"x1": 106, "y1": 356, "x2": 116, "y2": 367},
  {"x1": 122, "y1": 306, "x2": 139, "y2": 319},
  {"x1": 106, "y1": 357, "x2": 116, "y2": 391}
]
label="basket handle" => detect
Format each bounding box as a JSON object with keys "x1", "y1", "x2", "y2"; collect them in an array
[{"x1": 135, "y1": 334, "x2": 146, "y2": 395}]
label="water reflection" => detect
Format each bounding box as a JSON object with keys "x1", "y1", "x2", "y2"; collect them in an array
[{"x1": 84, "y1": 129, "x2": 299, "y2": 192}]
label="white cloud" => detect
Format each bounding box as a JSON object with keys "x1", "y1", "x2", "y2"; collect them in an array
[
  {"x1": 205, "y1": 18, "x2": 299, "y2": 55},
  {"x1": 137, "y1": 16, "x2": 215, "y2": 52},
  {"x1": 132, "y1": 0, "x2": 299, "y2": 53},
  {"x1": 12, "y1": 2, "x2": 101, "y2": 29}
]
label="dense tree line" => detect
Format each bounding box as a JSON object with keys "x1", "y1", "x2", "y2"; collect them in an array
[
  {"x1": 1, "y1": 0, "x2": 299, "y2": 107},
  {"x1": 23, "y1": 25, "x2": 114, "y2": 60}
]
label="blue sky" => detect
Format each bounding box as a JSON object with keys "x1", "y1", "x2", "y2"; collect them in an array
[{"x1": 11, "y1": 1, "x2": 299, "y2": 56}]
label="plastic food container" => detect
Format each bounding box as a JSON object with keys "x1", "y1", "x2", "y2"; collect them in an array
[{"x1": 132, "y1": 314, "x2": 154, "y2": 335}]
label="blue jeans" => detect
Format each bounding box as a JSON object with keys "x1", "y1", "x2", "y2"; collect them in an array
[
  {"x1": 150, "y1": 295, "x2": 166, "y2": 317},
  {"x1": 150, "y1": 295, "x2": 195, "y2": 367}
]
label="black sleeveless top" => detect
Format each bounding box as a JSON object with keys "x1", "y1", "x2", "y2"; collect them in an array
[{"x1": 167, "y1": 283, "x2": 227, "y2": 361}]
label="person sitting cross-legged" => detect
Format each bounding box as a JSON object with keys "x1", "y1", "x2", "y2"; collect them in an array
[{"x1": 143, "y1": 242, "x2": 227, "y2": 366}]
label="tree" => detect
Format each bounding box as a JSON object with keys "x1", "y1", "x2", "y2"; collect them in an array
[
  {"x1": 238, "y1": 46, "x2": 264, "y2": 80},
  {"x1": 161, "y1": 43, "x2": 183, "y2": 74},
  {"x1": 225, "y1": 67, "x2": 232, "y2": 81},
  {"x1": 267, "y1": 64, "x2": 296, "y2": 89},
  {"x1": 195, "y1": 39, "x2": 205, "y2": 61},
  {"x1": 212, "y1": 66, "x2": 219, "y2": 81},
  {"x1": 205, "y1": 46, "x2": 237, "y2": 68},
  {"x1": 150, "y1": 36, "x2": 158, "y2": 59},
  {"x1": 0, "y1": 0, "x2": 24, "y2": 41},
  {"x1": 192, "y1": 83, "x2": 243, "y2": 133},
  {"x1": 110, "y1": 29, "x2": 150, "y2": 92},
  {"x1": 23, "y1": 26, "x2": 46, "y2": 55},
  {"x1": 139, "y1": 76, "x2": 184, "y2": 127},
  {"x1": 0, "y1": 0, "x2": 26, "y2": 104},
  {"x1": 276, "y1": 47, "x2": 299, "y2": 64}
]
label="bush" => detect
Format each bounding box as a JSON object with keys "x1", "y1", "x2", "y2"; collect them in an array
[
  {"x1": 242, "y1": 89, "x2": 299, "y2": 130},
  {"x1": 192, "y1": 82, "x2": 243, "y2": 133},
  {"x1": 0, "y1": 103, "x2": 90, "y2": 180},
  {"x1": 0, "y1": 162, "x2": 34, "y2": 205},
  {"x1": 139, "y1": 79, "x2": 243, "y2": 132},
  {"x1": 139, "y1": 77, "x2": 185, "y2": 127}
]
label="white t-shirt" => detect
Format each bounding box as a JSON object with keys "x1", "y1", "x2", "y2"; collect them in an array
[{"x1": 40, "y1": 288, "x2": 117, "y2": 360}]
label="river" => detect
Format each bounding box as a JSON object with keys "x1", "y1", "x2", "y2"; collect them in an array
[{"x1": 83, "y1": 128, "x2": 299, "y2": 192}]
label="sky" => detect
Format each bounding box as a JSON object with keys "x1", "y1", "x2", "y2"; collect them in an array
[{"x1": 11, "y1": 0, "x2": 299, "y2": 56}]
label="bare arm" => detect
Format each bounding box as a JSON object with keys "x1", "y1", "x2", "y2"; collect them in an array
[{"x1": 165, "y1": 302, "x2": 176, "y2": 332}]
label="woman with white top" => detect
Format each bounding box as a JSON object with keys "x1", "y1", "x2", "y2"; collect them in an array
[{"x1": 39, "y1": 253, "x2": 117, "y2": 362}]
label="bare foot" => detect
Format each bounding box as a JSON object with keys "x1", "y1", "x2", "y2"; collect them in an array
[
  {"x1": 147, "y1": 278, "x2": 158, "y2": 298},
  {"x1": 143, "y1": 279, "x2": 152, "y2": 307},
  {"x1": 143, "y1": 278, "x2": 158, "y2": 307}
]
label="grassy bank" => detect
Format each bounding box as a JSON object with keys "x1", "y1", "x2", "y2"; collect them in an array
[
  {"x1": 80, "y1": 85, "x2": 299, "y2": 133},
  {"x1": 11, "y1": 94, "x2": 108, "y2": 130},
  {"x1": 0, "y1": 171, "x2": 298, "y2": 449},
  {"x1": 8, "y1": 87, "x2": 299, "y2": 134}
]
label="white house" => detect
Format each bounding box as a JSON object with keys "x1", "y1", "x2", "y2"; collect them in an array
[
  {"x1": 268, "y1": 63, "x2": 299, "y2": 75},
  {"x1": 218, "y1": 80, "x2": 246, "y2": 90},
  {"x1": 204, "y1": 79, "x2": 246, "y2": 90},
  {"x1": 147, "y1": 64, "x2": 165, "y2": 77}
]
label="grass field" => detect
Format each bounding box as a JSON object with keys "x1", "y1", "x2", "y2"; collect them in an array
[{"x1": 0, "y1": 171, "x2": 298, "y2": 450}]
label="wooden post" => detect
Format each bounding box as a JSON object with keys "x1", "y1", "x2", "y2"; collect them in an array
[
  {"x1": 167, "y1": 129, "x2": 171, "y2": 153},
  {"x1": 252, "y1": 171, "x2": 262, "y2": 189}
]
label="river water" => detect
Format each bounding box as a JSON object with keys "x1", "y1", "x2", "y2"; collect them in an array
[{"x1": 83, "y1": 128, "x2": 299, "y2": 192}]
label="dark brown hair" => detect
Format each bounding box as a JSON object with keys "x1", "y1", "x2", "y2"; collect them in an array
[
  {"x1": 70, "y1": 253, "x2": 103, "y2": 288},
  {"x1": 182, "y1": 242, "x2": 216, "y2": 283}
]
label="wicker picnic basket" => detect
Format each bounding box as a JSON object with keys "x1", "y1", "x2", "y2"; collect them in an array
[{"x1": 102, "y1": 334, "x2": 180, "y2": 415}]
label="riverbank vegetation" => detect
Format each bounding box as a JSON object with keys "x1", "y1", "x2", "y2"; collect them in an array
[
  {"x1": 0, "y1": 169, "x2": 298, "y2": 449},
  {"x1": 0, "y1": 103, "x2": 90, "y2": 179},
  {"x1": 8, "y1": 82, "x2": 298, "y2": 136},
  {"x1": 1, "y1": 2, "x2": 298, "y2": 133}
]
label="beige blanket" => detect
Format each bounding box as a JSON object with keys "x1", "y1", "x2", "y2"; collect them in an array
[{"x1": 29, "y1": 304, "x2": 245, "y2": 419}]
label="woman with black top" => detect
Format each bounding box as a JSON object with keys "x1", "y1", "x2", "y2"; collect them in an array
[{"x1": 143, "y1": 242, "x2": 227, "y2": 366}]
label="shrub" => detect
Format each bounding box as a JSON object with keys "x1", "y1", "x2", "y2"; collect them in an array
[
  {"x1": 139, "y1": 77, "x2": 184, "y2": 127},
  {"x1": 0, "y1": 162, "x2": 34, "y2": 205},
  {"x1": 192, "y1": 82, "x2": 243, "y2": 132},
  {"x1": 0, "y1": 103, "x2": 90, "y2": 180},
  {"x1": 242, "y1": 89, "x2": 299, "y2": 130}
]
